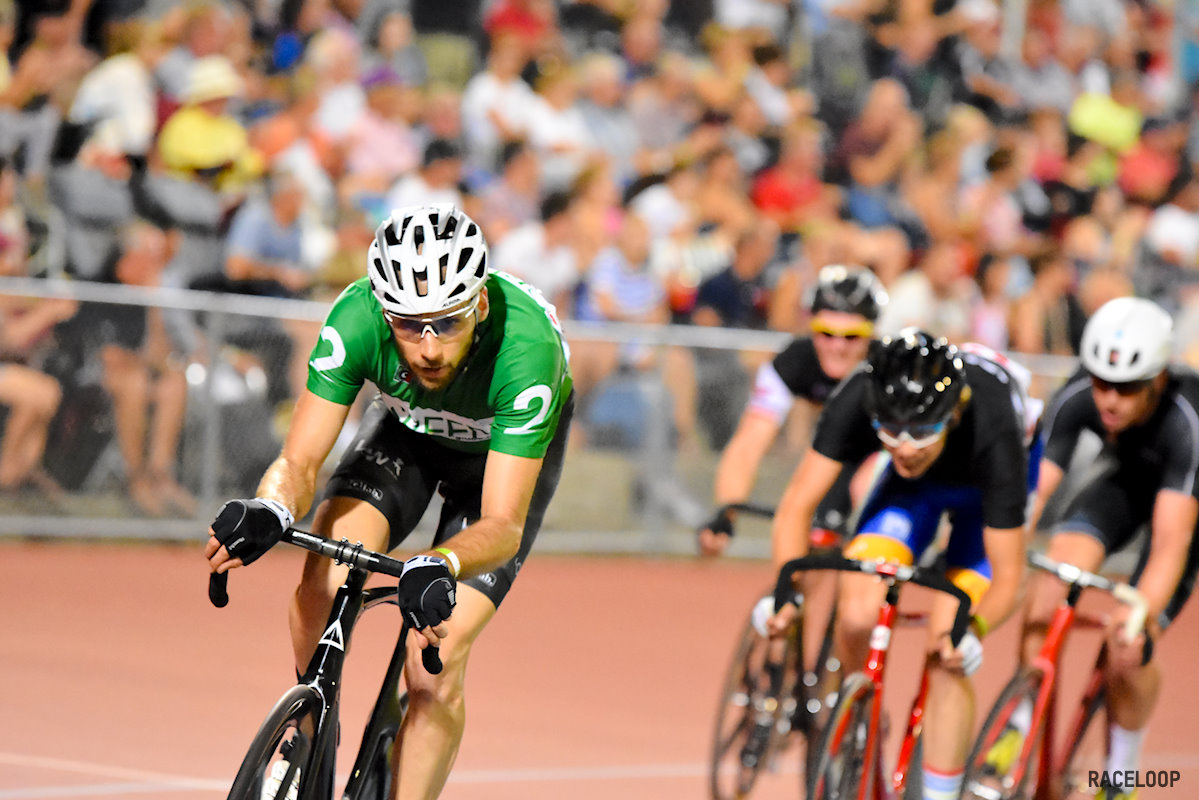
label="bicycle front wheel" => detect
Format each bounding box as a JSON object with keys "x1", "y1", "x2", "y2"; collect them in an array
[
  {"x1": 1057, "y1": 669, "x2": 1107, "y2": 800},
  {"x1": 807, "y1": 672, "x2": 876, "y2": 800},
  {"x1": 227, "y1": 685, "x2": 325, "y2": 800},
  {"x1": 710, "y1": 609, "x2": 802, "y2": 799},
  {"x1": 962, "y1": 667, "x2": 1048, "y2": 800}
]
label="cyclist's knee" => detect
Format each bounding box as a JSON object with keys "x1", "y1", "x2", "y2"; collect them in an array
[
  {"x1": 836, "y1": 579, "x2": 883, "y2": 641},
  {"x1": 406, "y1": 643, "x2": 470, "y2": 711}
]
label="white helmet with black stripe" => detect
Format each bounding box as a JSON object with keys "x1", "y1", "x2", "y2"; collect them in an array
[
  {"x1": 368, "y1": 204, "x2": 489, "y2": 317},
  {"x1": 1080, "y1": 296, "x2": 1174, "y2": 383}
]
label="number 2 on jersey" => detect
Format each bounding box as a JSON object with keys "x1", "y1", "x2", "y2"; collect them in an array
[{"x1": 508, "y1": 385, "x2": 552, "y2": 435}]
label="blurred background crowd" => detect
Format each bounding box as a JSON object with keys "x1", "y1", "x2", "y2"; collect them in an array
[{"x1": 1, "y1": 0, "x2": 1198, "y2": 521}]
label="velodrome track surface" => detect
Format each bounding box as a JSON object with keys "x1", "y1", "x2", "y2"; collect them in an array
[{"x1": 4, "y1": 540, "x2": 1198, "y2": 799}]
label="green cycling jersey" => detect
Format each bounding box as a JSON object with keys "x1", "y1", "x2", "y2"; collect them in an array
[{"x1": 306, "y1": 271, "x2": 573, "y2": 459}]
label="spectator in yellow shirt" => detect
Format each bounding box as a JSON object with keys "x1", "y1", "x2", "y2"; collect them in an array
[{"x1": 156, "y1": 55, "x2": 263, "y2": 193}]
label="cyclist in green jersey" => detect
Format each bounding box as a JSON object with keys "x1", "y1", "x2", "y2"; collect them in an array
[{"x1": 205, "y1": 204, "x2": 574, "y2": 798}]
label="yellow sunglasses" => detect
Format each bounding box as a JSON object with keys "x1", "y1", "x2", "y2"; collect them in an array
[{"x1": 810, "y1": 319, "x2": 874, "y2": 340}]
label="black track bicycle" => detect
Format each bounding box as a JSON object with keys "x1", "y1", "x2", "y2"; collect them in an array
[
  {"x1": 709, "y1": 504, "x2": 842, "y2": 800},
  {"x1": 207, "y1": 529, "x2": 443, "y2": 800}
]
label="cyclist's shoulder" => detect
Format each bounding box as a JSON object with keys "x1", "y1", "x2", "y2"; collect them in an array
[
  {"x1": 321, "y1": 278, "x2": 387, "y2": 340},
  {"x1": 1166, "y1": 364, "x2": 1199, "y2": 408},
  {"x1": 772, "y1": 336, "x2": 827, "y2": 394},
  {"x1": 488, "y1": 272, "x2": 565, "y2": 342}
]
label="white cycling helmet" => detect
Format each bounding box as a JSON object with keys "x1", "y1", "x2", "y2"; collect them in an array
[
  {"x1": 368, "y1": 204, "x2": 489, "y2": 317},
  {"x1": 1080, "y1": 296, "x2": 1174, "y2": 383}
]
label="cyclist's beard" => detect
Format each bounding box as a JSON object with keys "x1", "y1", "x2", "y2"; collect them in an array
[{"x1": 409, "y1": 357, "x2": 461, "y2": 390}]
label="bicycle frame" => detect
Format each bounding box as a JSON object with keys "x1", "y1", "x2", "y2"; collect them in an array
[
  {"x1": 213, "y1": 530, "x2": 423, "y2": 800},
  {"x1": 964, "y1": 552, "x2": 1146, "y2": 800},
  {"x1": 853, "y1": 576, "x2": 934, "y2": 800},
  {"x1": 777, "y1": 554, "x2": 971, "y2": 800}
]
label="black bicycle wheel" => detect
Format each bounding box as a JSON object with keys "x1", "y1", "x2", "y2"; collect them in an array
[
  {"x1": 1057, "y1": 670, "x2": 1107, "y2": 800},
  {"x1": 227, "y1": 685, "x2": 325, "y2": 800},
  {"x1": 807, "y1": 672, "x2": 876, "y2": 800},
  {"x1": 797, "y1": 604, "x2": 841, "y2": 784},
  {"x1": 710, "y1": 608, "x2": 803, "y2": 799},
  {"x1": 962, "y1": 667, "x2": 1048, "y2": 800}
]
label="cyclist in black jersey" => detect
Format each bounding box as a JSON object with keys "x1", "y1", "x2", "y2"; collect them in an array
[
  {"x1": 1007, "y1": 297, "x2": 1199, "y2": 800},
  {"x1": 767, "y1": 330, "x2": 1030, "y2": 800},
  {"x1": 698, "y1": 264, "x2": 888, "y2": 556}
]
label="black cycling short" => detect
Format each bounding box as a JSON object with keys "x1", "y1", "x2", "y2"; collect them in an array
[
  {"x1": 1055, "y1": 464, "x2": 1199, "y2": 627},
  {"x1": 322, "y1": 393, "x2": 574, "y2": 608}
]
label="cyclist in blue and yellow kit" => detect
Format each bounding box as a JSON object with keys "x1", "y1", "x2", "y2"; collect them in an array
[{"x1": 768, "y1": 330, "x2": 1034, "y2": 800}]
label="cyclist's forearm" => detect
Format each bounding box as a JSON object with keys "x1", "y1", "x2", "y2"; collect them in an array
[
  {"x1": 713, "y1": 424, "x2": 775, "y2": 506},
  {"x1": 255, "y1": 455, "x2": 320, "y2": 521},
  {"x1": 1026, "y1": 460, "x2": 1064, "y2": 536},
  {"x1": 975, "y1": 525, "x2": 1027, "y2": 631},
  {"x1": 426, "y1": 516, "x2": 522, "y2": 578}
]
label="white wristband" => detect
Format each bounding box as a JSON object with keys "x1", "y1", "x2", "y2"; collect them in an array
[
  {"x1": 256, "y1": 497, "x2": 295, "y2": 530},
  {"x1": 435, "y1": 547, "x2": 461, "y2": 578}
]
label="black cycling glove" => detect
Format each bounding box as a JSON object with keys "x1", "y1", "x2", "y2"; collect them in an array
[
  {"x1": 702, "y1": 506, "x2": 735, "y2": 538},
  {"x1": 398, "y1": 555, "x2": 457, "y2": 630},
  {"x1": 211, "y1": 498, "x2": 293, "y2": 565}
]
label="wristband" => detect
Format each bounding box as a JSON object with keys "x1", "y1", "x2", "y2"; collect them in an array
[
  {"x1": 435, "y1": 547, "x2": 461, "y2": 578},
  {"x1": 256, "y1": 497, "x2": 295, "y2": 530},
  {"x1": 971, "y1": 613, "x2": 990, "y2": 639}
]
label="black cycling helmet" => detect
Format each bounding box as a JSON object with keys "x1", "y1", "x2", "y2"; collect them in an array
[
  {"x1": 810, "y1": 264, "x2": 888, "y2": 322},
  {"x1": 864, "y1": 329, "x2": 968, "y2": 427}
]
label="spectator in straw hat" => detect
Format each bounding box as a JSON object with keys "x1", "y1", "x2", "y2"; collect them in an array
[{"x1": 156, "y1": 54, "x2": 263, "y2": 192}]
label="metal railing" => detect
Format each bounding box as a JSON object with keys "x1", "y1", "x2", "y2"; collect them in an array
[{"x1": 0, "y1": 277, "x2": 1080, "y2": 553}]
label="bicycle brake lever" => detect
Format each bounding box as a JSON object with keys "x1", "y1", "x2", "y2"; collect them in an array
[{"x1": 208, "y1": 571, "x2": 229, "y2": 608}]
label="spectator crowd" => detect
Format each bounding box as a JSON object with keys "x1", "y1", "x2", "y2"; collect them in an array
[{"x1": 2, "y1": 0, "x2": 1199, "y2": 512}]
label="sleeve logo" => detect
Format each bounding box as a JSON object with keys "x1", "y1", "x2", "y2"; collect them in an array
[{"x1": 310, "y1": 326, "x2": 347, "y2": 372}]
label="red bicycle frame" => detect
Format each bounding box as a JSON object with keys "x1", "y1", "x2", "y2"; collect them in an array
[{"x1": 777, "y1": 553, "x2": 973, "y2": 800}]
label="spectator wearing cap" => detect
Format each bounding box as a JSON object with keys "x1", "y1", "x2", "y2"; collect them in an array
[
  {"x1": 386, "y1": 138, "x2": 464, "y2": 210},
  {"x1": 342, "y1": 65, "x2": 422, "y2": 201},
  {"x1": 460, "y1": 33, "x2": 535, "y2": 174},
  {"x1": 156, "y1": 54, "x2": 264, "y2": 192},
  {"x1": 483, "y1": 0, "x2": 558, "y2": 60},
  {"x1": 490, "y1": 190, "x2": 579, "y2": 309}
]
